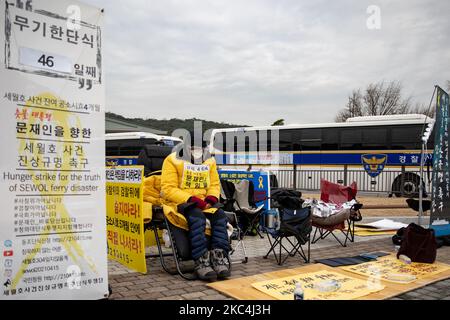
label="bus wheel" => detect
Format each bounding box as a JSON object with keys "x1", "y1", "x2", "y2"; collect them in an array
[{"x1": 392, "y1": 173, "x2": 421, "y2": 198}]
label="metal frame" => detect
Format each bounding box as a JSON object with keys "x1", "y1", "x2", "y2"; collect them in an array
[
  {"x1": 227, "y1": 211, "x2": 249, "y2": 264},
  {"x1": 263, "y1": 231, "x2": 311, "y2": 265},
  {"x1": 145, "y1": 215, "x2": 233, "y2": 280},
  {"x1": 145, "y1": 217, "x2": 197, "y2": 280},
  {"x1": 239, "y1": 210, "x2": 265, "y2": 239},
  {"x1": 311, "y1": 204, "x2": 361, "y2": 247},
  {"x1": 311, "y1": 218, "x2": 354, "y2": 247}
]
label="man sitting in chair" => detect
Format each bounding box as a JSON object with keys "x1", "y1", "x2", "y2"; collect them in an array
[{"x1": 160, "y1": 132, "x2": 231, "y2": 281}]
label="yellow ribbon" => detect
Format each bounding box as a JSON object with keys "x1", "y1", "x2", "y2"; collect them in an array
[{"x1": 258, "y1": 176, "x2": 264, "y2": 189}]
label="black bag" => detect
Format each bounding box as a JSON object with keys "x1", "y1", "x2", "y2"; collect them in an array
[
  {"x1": 392, "y1": 227, "x2": 405, "y2": 246},
  {"x1": 396, "y1": 223, "x2": 437, "y2": 263},
  {"x1": 271, "y1": 189, "x2": 303, "y2": 209}
]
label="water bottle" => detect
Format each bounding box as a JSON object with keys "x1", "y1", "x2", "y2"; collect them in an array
[
  {"x1": 294, "y1": 283, "x2": 304, "y2": 300},
  {"x1": 264, "y1": 210, "x2": 276, "y2": 229}
]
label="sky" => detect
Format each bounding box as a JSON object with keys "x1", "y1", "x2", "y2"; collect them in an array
[{"x1": 87, "y1": 0, "x2": 450, "y2": 126}]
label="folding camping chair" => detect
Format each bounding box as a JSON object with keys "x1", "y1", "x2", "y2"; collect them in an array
[
  {"x1": 224, "y1": 210, "x2": 248, "y2": 264},
  {"x1": 138, "y1": 145, "x2": 198, "y2": 279},
  {"x1": 220, "y1": 179, "x2": 265, "y2": 239},
  {"x1": 140, "y1": 146, "x2": 234, "y2": 280},
  {"x1": 311, "y1": 179, "x2": 363, "y2": 247},
  {"x1": 262, "y1": 189, "x2": 311, "y2": 265}
]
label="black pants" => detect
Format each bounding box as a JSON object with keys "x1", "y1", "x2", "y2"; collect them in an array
[{"x1": 182, "y1": 206, "x2": 229, "y2": 260}]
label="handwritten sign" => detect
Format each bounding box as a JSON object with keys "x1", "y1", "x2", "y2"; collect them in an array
[
  {"x1": 341, "y1": 255, "x2": 450, "y2": 284},
  {"x1": 251, "y1": 270, "x2": 384, "y2": 300}
]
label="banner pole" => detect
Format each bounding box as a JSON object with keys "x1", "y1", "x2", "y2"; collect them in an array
[{"x1": 419, "y1": 141, "x2": 425, "y2": 226}]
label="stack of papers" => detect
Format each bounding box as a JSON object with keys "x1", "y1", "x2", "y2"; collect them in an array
[{"x1": 356, "y1": 219, "x2": 408, "y2": 231}]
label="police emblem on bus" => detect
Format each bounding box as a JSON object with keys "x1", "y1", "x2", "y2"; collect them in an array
[
  {"x1": 106, "y1": 159, "x2": 119, "y2": 166},
  {"x1": 361, "y1": 154, "x2": 387, "y2": 178}
]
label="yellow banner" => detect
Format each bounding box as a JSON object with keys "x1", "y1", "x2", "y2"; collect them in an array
[
  {"x1": 251, "y1": 270, "x2": 384, "y2": 300},
  {"x1": 341, "y1": 254, "x2": 450, "y2": 284},
  {"x1": 106, "y1": 166, "x2": 146, "y2": 274}
]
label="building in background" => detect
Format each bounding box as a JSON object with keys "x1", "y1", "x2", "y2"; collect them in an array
[{"x1": 106, "y1": 115, "x2": 166, "y2": 135}]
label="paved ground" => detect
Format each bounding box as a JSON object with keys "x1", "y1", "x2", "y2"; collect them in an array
[{"x1": 108, "y1": 226, "x2": 450, "y2": 300}]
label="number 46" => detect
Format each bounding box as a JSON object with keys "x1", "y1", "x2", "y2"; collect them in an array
[{"x1": 38, "y1": 54, "x2": 54, "y2": 68}]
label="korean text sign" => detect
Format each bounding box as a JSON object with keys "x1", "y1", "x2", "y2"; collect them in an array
[
  {"x1": 430, "y1": 87, "x2": 450, "y2": 226},
  {"x1": 252, "y1": 270, "x2": 384, "y2": 300},
  {"x1": 106, "y1": 167, "x2": 146, "y2": 274},
  {"x1": 0, "y1": 0, "x2": 107, "y2": 300},
  {"x1": 218, "y1": 170, "x2": 270, "y2": 209}
]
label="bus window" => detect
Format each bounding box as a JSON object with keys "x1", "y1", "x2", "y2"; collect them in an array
[
  {"x1": 361, "y1": 127, "x2": 387, "y2": 150},
  {"x1": 279, "y1": 130, "x2": 293, "y2": 151},
  {"x1": 322, "y1": 128, "x2": 339, "y2": 151},
  {"x1": 390, "y1": 125, "x2": 422, "y2": 150},
  {"x1": 106, "y1": 140, "x2": 121, "y2": 156},
  {"x1": 340, "y1": 128, "x2": 362, "y2": 150},
  {"x1": 118, "y1": 138, "x2": 153, "y2": 156},
  {"x1": 291, "y1": 129, "x2": 302, "y2": 151},
  {"x1": 213, "y1": 132, "x2": 225, "y2": 152},
  {"x1": 293, "y1": 129, "x2": 321, "y2": 151}
]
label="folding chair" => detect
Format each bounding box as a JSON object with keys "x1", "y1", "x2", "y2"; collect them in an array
[
  {"x1": 220, "y1": 180, "x2": 249, "y2": 263},
  {"x1": 224, "y1": 211, "x2": 248, "y2": 264},
  {"x1": 220, "y1": 179, "x2": 265, "y2": 238},
  {"x1": 262, "y1": 189, "x2": 311, "y2": 265},
  {"x1": 146, "y1": 201, "x2": 235, "y2": 280},
  {"x1": 311, "y1": 179, "x2": 363, "y2": 247},
  {"x1": 138, "y1": 145, "x2": 198, "y2": 279},
  {"x1": 140, "y1": 146, "x2": 235, "y2": 280}
]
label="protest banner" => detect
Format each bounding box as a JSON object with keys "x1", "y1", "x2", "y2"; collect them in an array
[
  {"x1": 106, "y1": 166, "x2": 146, "y2": 274},
  {"x1": 430, "y1": 87, "x2": 450, "y2": 236},
  {"x1": 0, "y1": 0, "x2": 107, "y2": 299},
  {"x1": 219, "y1": 170, "x2": 270, "y2": 209},
  {"x1": 341, "y1": 255, "x2": 450, "y2": 284},
  {"x1": 251, "y1": 270, "x2": 384, "y2": 300}
]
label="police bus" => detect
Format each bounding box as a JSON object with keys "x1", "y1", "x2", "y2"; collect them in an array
[
  {"x1": 106, "y1": 132, "x2": 181, "y2": 166},
  {"x1": 209, "y1": 114, "x2": 434, "y2": 197}
]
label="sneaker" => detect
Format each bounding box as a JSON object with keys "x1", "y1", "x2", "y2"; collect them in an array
[
  {"x1": 194, "y1": 251, "x2": 217, "y2": 281},
  {"x1": 210, "y1": 249, "x2": 231, "y2": 279}
]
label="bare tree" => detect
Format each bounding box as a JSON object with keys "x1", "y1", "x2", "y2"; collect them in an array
[
  {"x1": 447, "y1": 80, "x2": 450, "y2": 92},
  {"x1": 334, "y1": 90, "x2": 363, "y2": 122},
  {"x1": 411, "y1": 102, "x2": 434, "y2": 118},
  {"x1": 336, "y1": 81, "x2": 418, "y2": 122}
]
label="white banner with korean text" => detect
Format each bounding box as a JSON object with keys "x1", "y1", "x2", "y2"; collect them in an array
[{"x1": 0, "y1": 0, "x2": 107, "y2": 300}]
